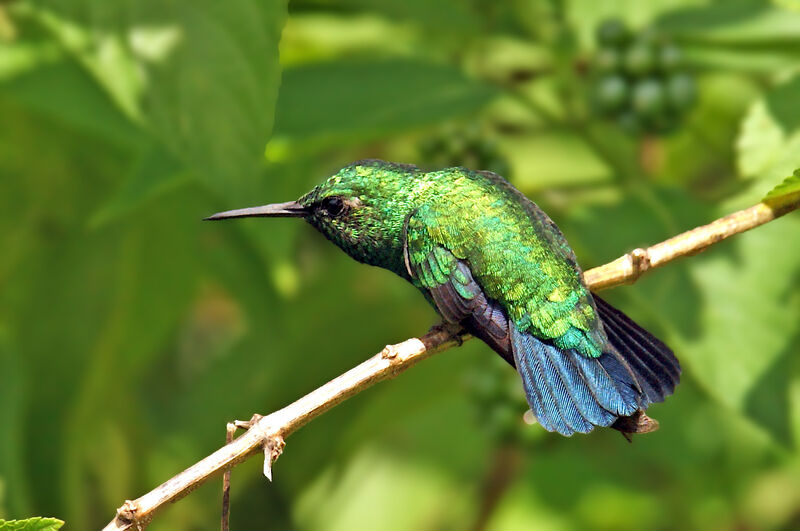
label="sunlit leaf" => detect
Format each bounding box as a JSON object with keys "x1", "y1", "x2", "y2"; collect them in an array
[
  {"x1": 763, "y1": 169, "x2": 800, "y2": 202},
  {"x1": 737, "y1": 75, "x2": 800, "y2": 190},
  {"x1": 12, "y1": 0, "x2": 288, "y2": 204},
  {"x1": 280, "y1": 14, "x2": 418, "y2": 66},
  {"x1": 0, "y1": 518, "x2": 64, "y2": 531},
  {"x1": 135, "y1": 0, "x2": 287, "y2": 203},
  {"x1": 0, "y1": 56, "x2": 145, "y2": 148},
  {"x1": 503, "y1": 131, "x2": 612, "y2": 193},
  {"x1": 680, "y1": 214, "x2": 800, "y2": 446},
  {"x1": 15, "y1": 3, "x2": 144, "y2": 122},
  {"x1": 295, "y1": 445, "x2": 474, "y2": 531}
]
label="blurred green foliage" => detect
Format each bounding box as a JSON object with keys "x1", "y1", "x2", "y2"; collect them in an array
[
  {"x1": 590, "y1": 19, "x2": 698, "y2": 134},
  {"x1": 0, "y1": 517, "x2": 63, "y2": 531},
  {"x1": 1, "y1": 1, "x2": 800, "y2": 530}
]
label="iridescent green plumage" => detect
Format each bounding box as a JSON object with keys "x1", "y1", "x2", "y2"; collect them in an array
[
  {"x1": 207, "y1": 159, "x2": 680, "y2": 437},
  {"x1": 301, "y1": 161, "x2": 604, "y2": 356}
]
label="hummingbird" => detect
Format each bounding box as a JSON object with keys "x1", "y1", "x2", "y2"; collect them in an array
[{"x1": 206, "y1": 160, "x2": 680, "y2": 437}]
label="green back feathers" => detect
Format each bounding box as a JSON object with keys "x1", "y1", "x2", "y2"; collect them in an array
[{"x1": 405, "y1": 169, "x2": 605, "y2": 356}]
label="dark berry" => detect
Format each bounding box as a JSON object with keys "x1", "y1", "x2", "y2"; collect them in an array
[
  {"x1": 624, "y1": 42, "x2": 656, "y2": 76},
  {"x1": 595, "y1": 47, "x2": 622, "y2": 73},
  {"x1": 659, "y1": 43, "x2": 682, "y2": 71},
  {"x1": 666, "y1": 72, "x2": 696, "y2": 110},
  {"x1": 632, "y1": 79, "x2": 666, "y2": 117},
  {"x1": 594, "y1": 75, "x2": 629, "y2": 112}
]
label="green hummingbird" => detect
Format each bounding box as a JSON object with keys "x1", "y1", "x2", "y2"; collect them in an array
[{"x1": 206, "y1": 160, "x2": 680, "y2": 437}]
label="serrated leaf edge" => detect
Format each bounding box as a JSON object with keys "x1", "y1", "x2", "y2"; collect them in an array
[{"x1": 762, "y1": 168, "x2": 800, "y2": 202}]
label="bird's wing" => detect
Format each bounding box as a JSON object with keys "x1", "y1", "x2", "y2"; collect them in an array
[
  {"x1": 404, "y1": 209, "x2": 513, "y2": 364},
  {"x1": 402, "y1": 186, "x2": 607, "y2": 357},
  {"x1": 404, "y1": 204, "x2": 679, "y2": 436}
]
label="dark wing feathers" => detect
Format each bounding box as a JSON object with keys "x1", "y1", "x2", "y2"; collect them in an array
[
  {"x1": 423, "y1": 256, "x2": 514, "y2": 365},
  {"x1": 405, "y1": 224, "x2": 680, "y2": 436},
  {"x1": 594, "y1": 296, "x2": 681, "y2": 405}
]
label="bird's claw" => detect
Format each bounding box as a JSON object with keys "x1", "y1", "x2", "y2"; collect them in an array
[
  {"x1": 428, "y1": 321, "x2": 465, "y2": 346},
  {"x1": 611, "y1": 410, "x2": 659, "y2": 442}
]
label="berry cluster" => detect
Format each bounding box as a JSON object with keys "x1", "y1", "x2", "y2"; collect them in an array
[
  {"x1": 591, "y1": 19, "x2": 696, "y2": 134},
  {"x1": 418, "y1": 125, "x2": 511, "y2": 177}
]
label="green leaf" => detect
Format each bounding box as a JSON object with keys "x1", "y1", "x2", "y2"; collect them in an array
[
  {"x1": 0, "y1": 30, "x2": 62, "y2": 82},
  {"x1": 269, "y1": 58, "x2": 498, "y2": 155},
  {"x1": 737, "y1": 75, "x2": 800, "y2": 193},
  {"x1": 566, "y1": 186, "x2": 800, "y2": 446},
  {"x1": 0, "y1": 332, "x2": 32, "y2": 517},
  {"x1": 135, "y1": 0, "x2": 287, "y2": 202},
  {"x1": 13, "y1": 0, "x2": 288, "y2": 204},
  {"x1": 89, "y1": 144, "x2": 189, "y2": 228},
  {"x1": 503, "y1": 131, "x2": 612, "y2": 192},
  {"x1": 279, "y1": 14, "x2": 418, "y2": 65},
  {"x1": 657, "y1": 3, "x2": 800, "y2": 45},
  {"x1": 763, "y1": 169, "x2": 800, "y2": 202},
  {"x1": 0, "y1": 518, "x2": 64, "y2": 531},
  {"x1": 677, "y1": 46, "x2": 800, "y2": 73},
  {"x1": 295, "y1": 445, "x2": 474, "y2": 531},
  {"x1": 0, "y1": 99, "x2": 205, "y2": 526},
  {"x1": 330, "y1": 0, "x2": 481, "y2": 33},
  {"x1": 662, "y1": 73, "x2": 760, "y2": 189},
  {"x1": 59, "y1": 193, "x2": 203, "y2": 527},
  {"x1": 679, "y1": 214, "x2": 800, "y2": 446},
  {"x1": 656, "y1": 3, "x2": 800, "y2": 72},
  {"x1": 566, "y1": 0, "x2": 694, "y2": 50},
  {"x1": 15, "y1": 3, "x2": 145, "y2": 122},
  {"x1": 0, "y1": 55, "x2": 145, "y2": 149}
]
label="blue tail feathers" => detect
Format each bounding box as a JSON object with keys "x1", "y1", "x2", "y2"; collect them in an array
[{"x1": 510, "y1": 297, "x2": 680, "y2": 436}]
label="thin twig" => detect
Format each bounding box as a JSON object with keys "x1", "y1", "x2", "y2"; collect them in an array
[
  {"x1": 583, "y1": 193, "x2": 800, "y2": 290},
  {"x1": 103, "y1": 193, "x2": 800, "y2": 531},
  {"x1": 221, "y1": 423, "x2": 236, "y2": 531}
]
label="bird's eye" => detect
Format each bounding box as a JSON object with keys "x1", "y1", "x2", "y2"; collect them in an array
[{"x1": 321, "y1": 196, "x2": 346, "y2": 217}]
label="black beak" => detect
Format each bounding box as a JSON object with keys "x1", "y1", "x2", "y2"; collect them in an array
[{"x1": 204, "y1": 201, "x2": 308, "y2": 221}]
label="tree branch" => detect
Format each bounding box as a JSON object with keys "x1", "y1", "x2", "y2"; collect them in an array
[{"x1": 103, "y1": 193, "x2": 799, "y2": 531}]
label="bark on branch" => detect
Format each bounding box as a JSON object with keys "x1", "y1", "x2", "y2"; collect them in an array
[{"x1": 103, "y1": 192, "x2": 800, "y2": 531}]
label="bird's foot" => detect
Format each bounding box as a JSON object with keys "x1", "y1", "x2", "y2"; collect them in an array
[
  {"x1": 428, "y1": 321, "x2": 466, "y2": 346},
  {"x1": 611, "y1": 410, "x2": 660, "y2": 443}
]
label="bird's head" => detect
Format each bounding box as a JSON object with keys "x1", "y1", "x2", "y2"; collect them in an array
[{"x1": 205, "y1": 160, "x2": 423, "y2": 274}]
